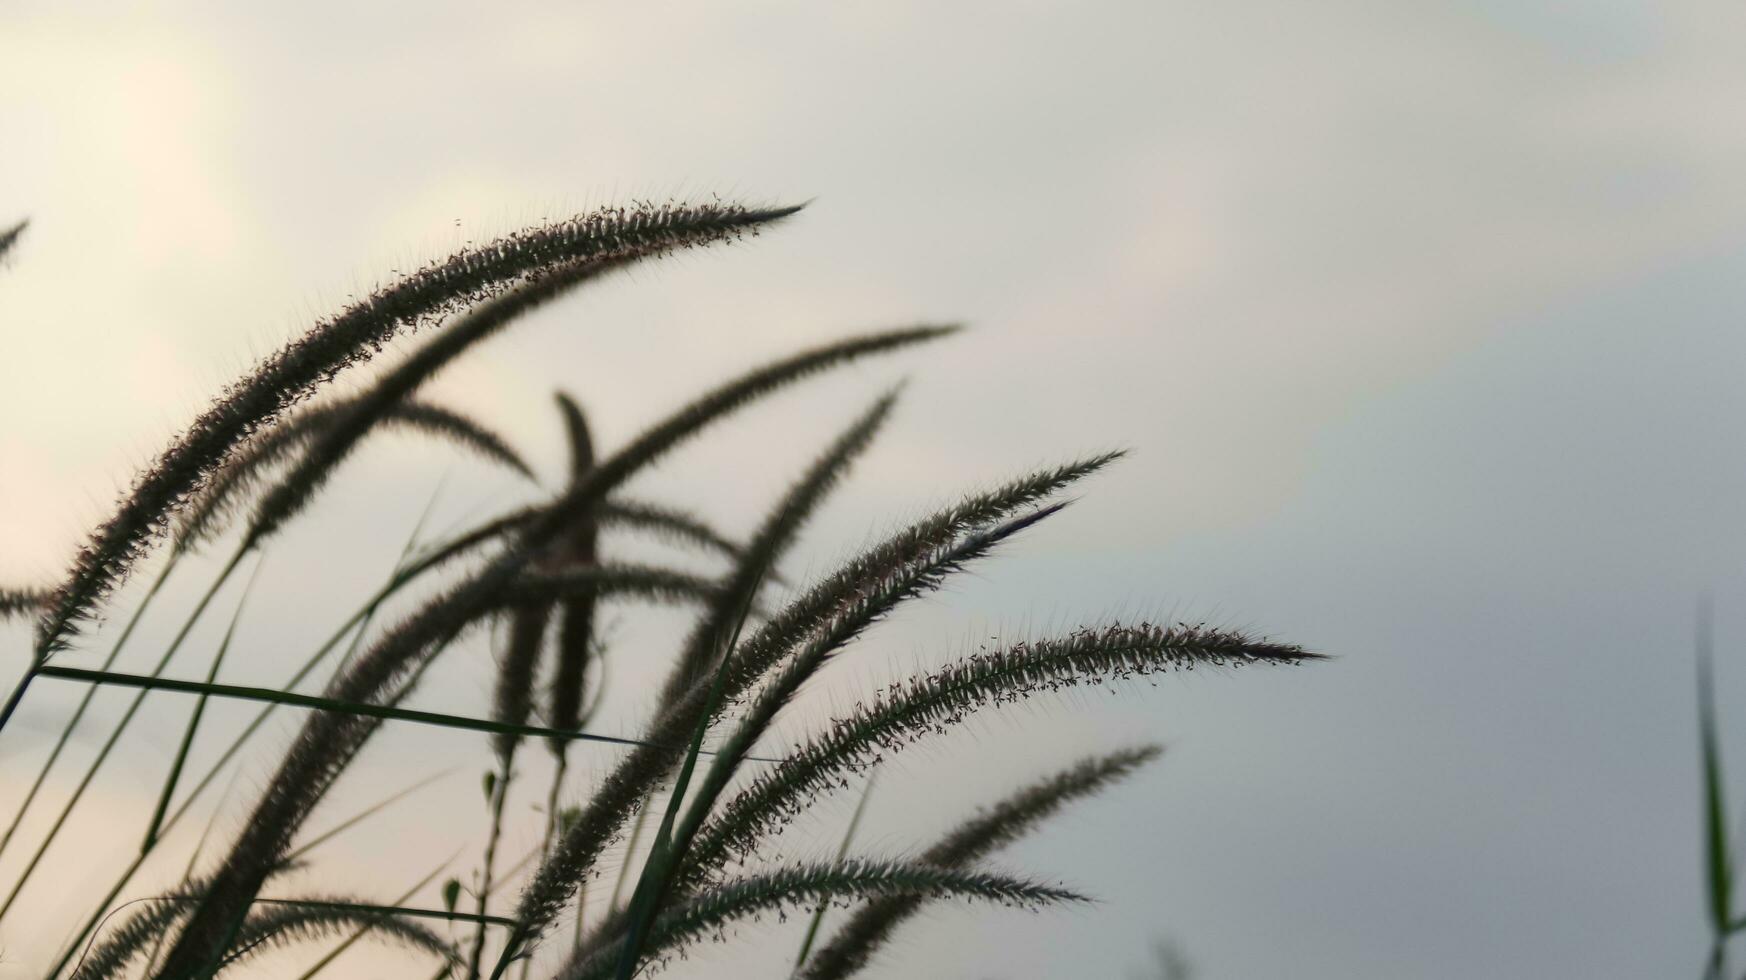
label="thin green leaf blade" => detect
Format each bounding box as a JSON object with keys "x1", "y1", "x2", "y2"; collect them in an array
[{"x1": 1700, "y1": 596, "x2": 1732, "y2": 943}]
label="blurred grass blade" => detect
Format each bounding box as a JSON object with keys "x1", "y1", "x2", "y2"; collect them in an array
[
  {"x1": 1700, "y1": 596, "x2": 1730, "y2": 937},
  {"x1": 33, "y1": 665, "x2": 768, "y2": 758},
  {"x1": 1700, "y1": 595, "x2": 1732, "y2": 980},
  {"x1": 232, "y1": 898, "x2": 515, "y2": 928},
  {"x1": 30, "y1": 666, "x2": 665, "y2": 749},
  {"x1": 0, "y1": 217, "x2": 27, "y2": 263},
  {"x1": 795, "y1": 771, "x2": 877, "y2": 969},
  {"x1": 287, "y1": 769, "x2": 455, "y2": 862}
]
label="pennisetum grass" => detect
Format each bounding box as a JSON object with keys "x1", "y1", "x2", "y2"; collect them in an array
[
  {"x1": 28, "y1": 199, "x2": 800, "y2": 661},
  {"x1": 794, "y1": 746, "x2": 1163, "y2": 980},
  {"x1": 483, "y1": 458, "x2": 1126, "y2": 975},
  {"x1": 173, "y1": 398, "x2": 535, "y2": 556},
  {"x1": 1, "y1": 199, "x2": 1321, "y2": 979}
]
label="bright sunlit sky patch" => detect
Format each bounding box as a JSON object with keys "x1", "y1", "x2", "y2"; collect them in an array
[{"x1": 3, "y1": 2, "x2": 1745, "y2": 977}]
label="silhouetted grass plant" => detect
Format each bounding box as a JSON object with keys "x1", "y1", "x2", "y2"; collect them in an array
[{"x1": 0, "y1": 199, "x2": 1320, "y2": 979}]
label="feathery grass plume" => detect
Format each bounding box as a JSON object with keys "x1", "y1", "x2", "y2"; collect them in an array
[
  {"x1": 241, "y1": 248, "x2": 644, "y2": 548},
  {"x1": 389, "y1": 326, "x2": 953, "y2": 674},
  {"x1": 216, "y1": 898, "x2": 459, "y2": 973},
  {"x1": 148, "y1": 564, "x2": 728, "y2": 979},
  {"x1": 689, "y1": 628, "x2": 1307, "y2": 883},
  {"x1": 378, "y1": 494, "x2": 735, "y2": 612},
  {"x1": 388, "y1": 402, "x2": 534, "y2": 478},
  {"x1": 584, "y1": 506, "x2": 1074, "y2": 976},
  {"x1": 492, "y1": 461, "x2": 1110, "y2": 968},
  {"x1": 69, "y1": 863, "x2": 297, "y2": 980},
  {"x1": 492, "y1": 602, "x2": 553, "y2": 763},
  {"x1": 157, "y1": 329, "x2": 946, "y2": 972},
  {"x1": 0, "y1": 586, "x2": 52, "y2": 621},
  {"x1": 176, "y1": 399, "x2": 534, "y2": 555},
  {"x1": 510, "y1": 507, "x2": 1069, "y2": 976},
  {"x1": 592, "y1": 499, "x2": 744, "y2": 563},
  {"x1": 292, "y1": 856, "x2": 457, "y2": 980},
  {"x1": 715, "y1": 452, "x2": 1123, "y2": 699},
  {"x1": 71, "y1": 889, "x2": 199, "y2": 980},
  {"x1": 390, "y1": 497, "x2": 743, "y2": 598},
  {"x1": 796, "y1": 747, "x2": 1161, "y2": 980},
  {"x1": 654, "y1": 391, "x2": 896, "y2": 712},
  {"x1": 599, "y1": 391, "x2": 896, "y2": 975},
  {"x1": 548, "y1": 392, "x2": 601, "y2": 749},
  {"x1": 254, "y1": 324, "x2": 948, "y2": 780},
  {"x1": 558, "y1": 860, "x2": 1085, "y2": 980},
  {"x1": 0, "y1": 218, "x2": 25, "y2": 265},
  {"x1": 37, "y1": 199, "x2": 799, "y2": 655},
  {"x1": 530, "y1": 326, "x2": 956, "y2": 547}
]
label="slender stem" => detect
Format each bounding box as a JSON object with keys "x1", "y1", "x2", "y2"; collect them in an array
[
  {"x1": 468, "y1": 752, "x2": 516, "y2": 978},
  {"x1": 142, "y1": 558, "x2": 264, "y2": 849},
  {"x1": 0, "y1": 557, "x2": 178, "y2": 859},
  {"x1": 0, "y1": 669, "x2": 34, "y2": 742},
  {"x1": 0, "y1": 546, "x2": 245, "y2": 925}
]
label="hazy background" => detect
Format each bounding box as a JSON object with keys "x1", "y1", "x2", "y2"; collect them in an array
[{"x1": 4, "y1": 2, "x2": 1745, "y2": 977}]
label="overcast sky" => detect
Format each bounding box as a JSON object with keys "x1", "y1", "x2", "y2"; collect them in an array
[{"x1": 4, "y1": 2, "x2": 1746, "y2": 977}]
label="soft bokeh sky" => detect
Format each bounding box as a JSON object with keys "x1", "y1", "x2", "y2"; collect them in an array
[{"x1": 4, "y1": 2, "x2": 1746, "y2": 977}]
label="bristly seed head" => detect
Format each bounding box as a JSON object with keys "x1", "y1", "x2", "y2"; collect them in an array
[{"x1": 38, "y1": 199, "x2": 800, "y2": 658}]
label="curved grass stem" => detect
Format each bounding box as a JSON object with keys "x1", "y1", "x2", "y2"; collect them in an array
[{"x1": 467, "y1": 752, "x2": 516, "y2": 979}]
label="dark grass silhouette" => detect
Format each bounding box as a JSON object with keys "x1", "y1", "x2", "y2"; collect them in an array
[{"x1": 0, "y1": 200, "x2": 1320, "y2": 979}]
